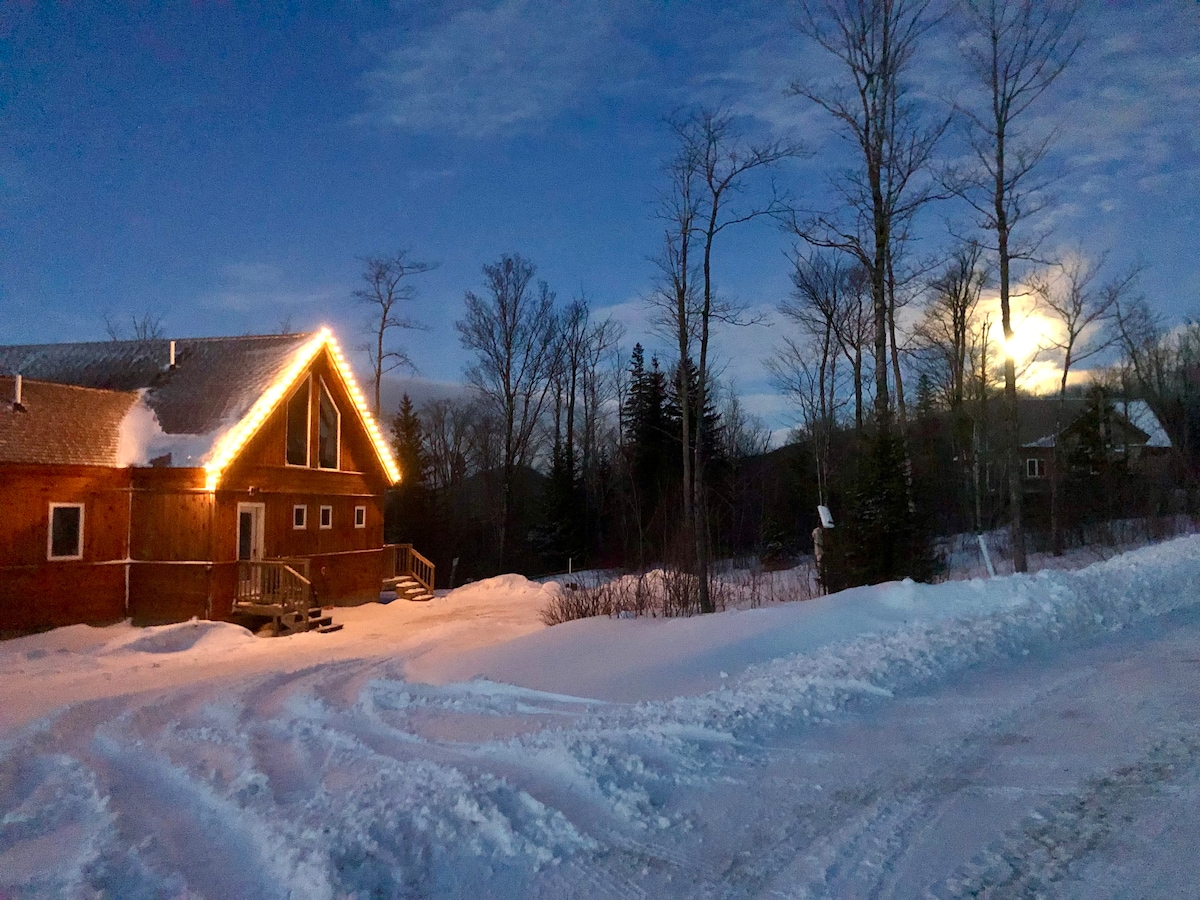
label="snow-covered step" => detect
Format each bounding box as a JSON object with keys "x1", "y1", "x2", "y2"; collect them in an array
[{"x1": 383, "y1": 575, "x2": 421, "y2": 590}]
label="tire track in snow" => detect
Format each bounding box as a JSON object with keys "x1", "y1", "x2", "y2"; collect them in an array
[
  {"x1": 86, "y1": 730, "x2": 328, "y2": 900},
  {"x1": 617, "y1": 610, "x2": 1200, "y2": 900},
  {"x1": 937, "y1": 730, "x2": 1200, "y2": 899},
  {"x1": 711, "y1": 668, "x2": 1097, "y2": 899}
]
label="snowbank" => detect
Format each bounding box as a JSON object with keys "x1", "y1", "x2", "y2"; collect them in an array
[{"x1": 2, "y1": 537, "x2": 1200, "y2": 898}]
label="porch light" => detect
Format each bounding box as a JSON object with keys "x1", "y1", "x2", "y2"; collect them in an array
[{"x1": 203, "y1": 328, "x2": 402, "y2": 491}]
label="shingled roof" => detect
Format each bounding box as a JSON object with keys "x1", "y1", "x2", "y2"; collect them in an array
[
  {"x1": 0, "y1": 331, "x2": 402, "y2": 482},
  {"x1": 0, "y1": 377, "x2": 138, "y2": 466},
  {"x1": 0, "y1": 334, "x2": 315, "y2": 440}
]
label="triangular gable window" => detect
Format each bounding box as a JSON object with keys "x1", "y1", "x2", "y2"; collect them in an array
[
  {"x1": 318, "y1": 377, "x2": 340, "y2": 470},
  {"x1": 286, "y1": 377, "x2": 310, "y2": 466}
]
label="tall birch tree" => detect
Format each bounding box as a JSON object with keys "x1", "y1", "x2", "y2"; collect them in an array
[{"x1": 947, "y1": 0, "x2": 1081, "y2": 572}]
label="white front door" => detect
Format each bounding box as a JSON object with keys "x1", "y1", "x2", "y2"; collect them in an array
[{"x1": 236, "y1": 502, "x2": 266, "y2": 562}]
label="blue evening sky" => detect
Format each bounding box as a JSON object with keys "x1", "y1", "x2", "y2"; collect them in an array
[{"x1": 2, "y1": 1, "x2": 1198, "y2": 431}]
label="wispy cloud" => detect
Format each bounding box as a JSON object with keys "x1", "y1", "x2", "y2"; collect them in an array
[
  {"x1": 363, "y1": 0, "x2": 627, "y2": 139},
  {"x1": 1043, "y1": 6, "x2": 1199, "y2": 190},
  {"x1": 201, "y1": 262, "x2": 338, "y2": 316}
]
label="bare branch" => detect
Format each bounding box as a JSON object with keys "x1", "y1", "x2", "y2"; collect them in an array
[{"x1": 353, "y1": 249, "x2": 437, "y2": 414}]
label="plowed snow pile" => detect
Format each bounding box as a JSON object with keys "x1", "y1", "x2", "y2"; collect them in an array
[{"x1": 2, "y1": 537, "x2": 1200, "y2": 898}]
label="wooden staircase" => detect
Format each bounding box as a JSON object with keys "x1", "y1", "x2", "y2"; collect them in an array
[
  {"x1": 383, "y1": 544, "x2": 435, "y2": 601},
  {"x1": 304, "y1": 605, "x2": 343, "y2": 634},
  {"x1": 233, "y1": 559, "x2": 343, "y2": 636},
  {"x1": 383, "y1": 574, "x2": 434, "y2": 602}
]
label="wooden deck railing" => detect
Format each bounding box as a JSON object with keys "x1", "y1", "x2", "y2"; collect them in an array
[
  {"x1": 385, "y1": 543, "x2": 435, "y2": 594},
  {"x1": 235, "y1": 560, "x2": 313, "y2": 626}
]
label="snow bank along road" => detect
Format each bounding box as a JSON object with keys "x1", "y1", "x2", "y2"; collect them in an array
[{"x1": 2, "y1": 537, "x2": 1200, "y2": 898}]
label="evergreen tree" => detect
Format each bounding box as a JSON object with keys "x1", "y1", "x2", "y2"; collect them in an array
[
  {"x1": 391, "y1": 394, "x2": 428, "y2": 487},
  {"x1": 622, "y1": 344, "x2": 674, "y2": 563},
  {"x1": 533, "y1": 441, "x2": 586, "y2": 569},
  {"x1": 386, "y1": 393, "x2": 432, "y2": 545},
  {"x1": 665, "y1": 357, "x2": 723, "y2": 469},
  {"x1": 915, "y1": 372, "x2": 937, "y2": 422},
  {"x1": 837, "y1": 427, "x2": 941, "y2": 587}
]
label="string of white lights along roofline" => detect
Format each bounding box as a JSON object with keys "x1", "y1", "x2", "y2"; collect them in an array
[{"x1": 202, "y1": 327, "x2": 402, "y2": 491}]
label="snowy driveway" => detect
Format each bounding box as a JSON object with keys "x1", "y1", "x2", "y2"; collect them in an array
[
  {"x1": 2, "y1": 538, "x2": 1200, "y2": 898},
  {"x1": 594, "y1": 607, "x2": 1200, "y2": 899}
]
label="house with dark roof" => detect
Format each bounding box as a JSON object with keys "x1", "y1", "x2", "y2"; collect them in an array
[
  {"x1": 1019, "y1": 395, "x2": 1174, "y2": 488},
  {"x1": 0, "y1": 330, "x2": 433, "y2": 636}
]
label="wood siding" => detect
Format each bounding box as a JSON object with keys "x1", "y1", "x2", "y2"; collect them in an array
[
  {"x1": 128, "y1": 563, "x2": 211, "y2": 625},
  {"x1": 0, "y1": 465, "x2": 130, "y2": 633},
  {"x1": 212, "y1": 345, "x2": 392, "y2": 608},
  {"x1": 2, "y1": 346, "x2": 397, "y2": 635}
]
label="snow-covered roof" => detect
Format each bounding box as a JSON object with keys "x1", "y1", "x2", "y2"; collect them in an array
[
  {"x1": 1018, "y1": 395, "x2": 1174, "y2": 451},
  {"x1": 1017, "y1": 397, "x2": 1088, "y2": 449},
  {"x1": 0, "y1": 334, "x2": 315, "y2": 469},
  {"x1": 0, "y1": 331, "x2": 402, "y2": 484},
  {"x1": 1025, "y1": 434, "x2": 1057, "y2": 449},
  {"x1": 1120, "y1": 399, "x2": 1172, "y2": 448},
  {"x1": 0, "y1": 333, "x2": 314, "y2": 444}
]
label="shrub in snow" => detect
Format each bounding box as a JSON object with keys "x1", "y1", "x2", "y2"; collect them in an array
[{"x1": 541, "y1": 565, "x2": 818, "y2": 624}]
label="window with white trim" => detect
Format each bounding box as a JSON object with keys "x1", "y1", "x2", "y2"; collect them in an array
[
  {"x1": 354, "y1": 505, "x2": 366, "y2": 529},
  {"x1": 1026, "y1": 457, "x2": 1046, "y2": 479},
  {"x1": 317, "y1": 378, "x2": 340, "y2": 470},
  {"x1": 319, "y1": 505, "x2": 333, "y2": 529},
  {"x1": 48, "y1": 503, "x2": 84, "y2": 560},
  {"x1": 293, "y1": 505, "x2": 308, "y2": 529}
]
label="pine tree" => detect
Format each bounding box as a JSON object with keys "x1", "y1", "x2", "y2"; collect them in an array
[
  {"x1": 533, "y1": 441, "x2": 586, "y2": 569},
  {"x1": 386, "y1": 393, "x2": 432, "y2": 545},
  {"x1": 391, "y1": 394, "x2": 428, "y2": 487},
  {"x1": 838, "y1": 426, "x2": 940, "y2": 587},
  {"x1": 622, "y1": 344, "x2": 675, "y2": 563},
  {"x1": 665, "y1": 357, "x2": 723, "y2": 469}
]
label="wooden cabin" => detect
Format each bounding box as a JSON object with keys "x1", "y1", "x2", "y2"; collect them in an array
[
  {"x1": 1020, "y1": 396, "x2": 1174, "y2": 488},
  {"x1": 0, "y1": 330, "x2": 433, "y2": 637}
]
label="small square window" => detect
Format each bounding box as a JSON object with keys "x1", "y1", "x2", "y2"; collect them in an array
[
  {"x1": 1026, "y1": 458, "x2": 1045, "y2": 479},
  {"x1": 48, "y1": 503, "x2": 84, "y2": 560},
  {"x1": 354, "y1": 506, "x2": 366, "y2": 529},
  {"x1": 293, "y1": 505, "x2": 308, "y2": 529},
  {"x1": 319, "y1": 505, "x2": 333, "y2": 529}
]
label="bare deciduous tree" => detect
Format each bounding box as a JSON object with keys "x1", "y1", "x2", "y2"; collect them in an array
[
  {"x1": 420, "y1": 397, "x2": 473, "y2": 492},
  {"x1": 915, "y1": 240, "x2": 989, "y2": 411},
  {"x1": 104, "y1": 312, "x2": 164, "y2": 343},
  {"x1": 554, "y1": 297, "x2": 623, "y2": 499},
  {"x1": 791, "y1": 0, "x2": 946, "y2": 427},
  {"x1": 948, "y1": 0, "x2": 1082, "y2": 572},
  {"x1": 456, "y1": 253, "x2": 559, "y2": 567},
  {"x1": 353, "y1": 250, "x2": 436, "y2": 415},
  {"x1": 649, "y1": 106, "x2": 796, "y2": 613},
  {"x1": 718, "y1": 387, "x2": 773, "y2": 460},
  {"x1": 1035, "y1": 255, "x2": 1139, "y2": 402},
  {"x1": 773, "y1": 250, "x2": 858, "y2": 501}
]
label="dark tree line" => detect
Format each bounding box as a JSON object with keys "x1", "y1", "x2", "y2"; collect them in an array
[{"x1": 372, "y1": 0, "x2": 1197, "y2": 597}]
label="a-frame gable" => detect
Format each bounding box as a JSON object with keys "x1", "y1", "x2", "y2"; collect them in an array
[{"x1": 205, "y1": 328, "x2": 400, "y2": 490}]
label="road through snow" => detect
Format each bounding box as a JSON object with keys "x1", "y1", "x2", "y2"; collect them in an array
[
  {"x1": 2, "y1": 537, "x2": 1200, "y2": 898},
  {"x1": 548, "y1": 606, "x2": 1200, "y2": 899}
]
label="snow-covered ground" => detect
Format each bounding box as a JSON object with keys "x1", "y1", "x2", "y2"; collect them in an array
[{"x1": 3, "y1": 537, "x2": 1200, "y2": 898}]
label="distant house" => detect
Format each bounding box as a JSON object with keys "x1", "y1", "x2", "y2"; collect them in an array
[
  {"x1": 0, "y1": 330, "x2": 432, "y2": 636},
  {"x1": 1019, "y1": 395, "x2": 1174, "y2": 488}
]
